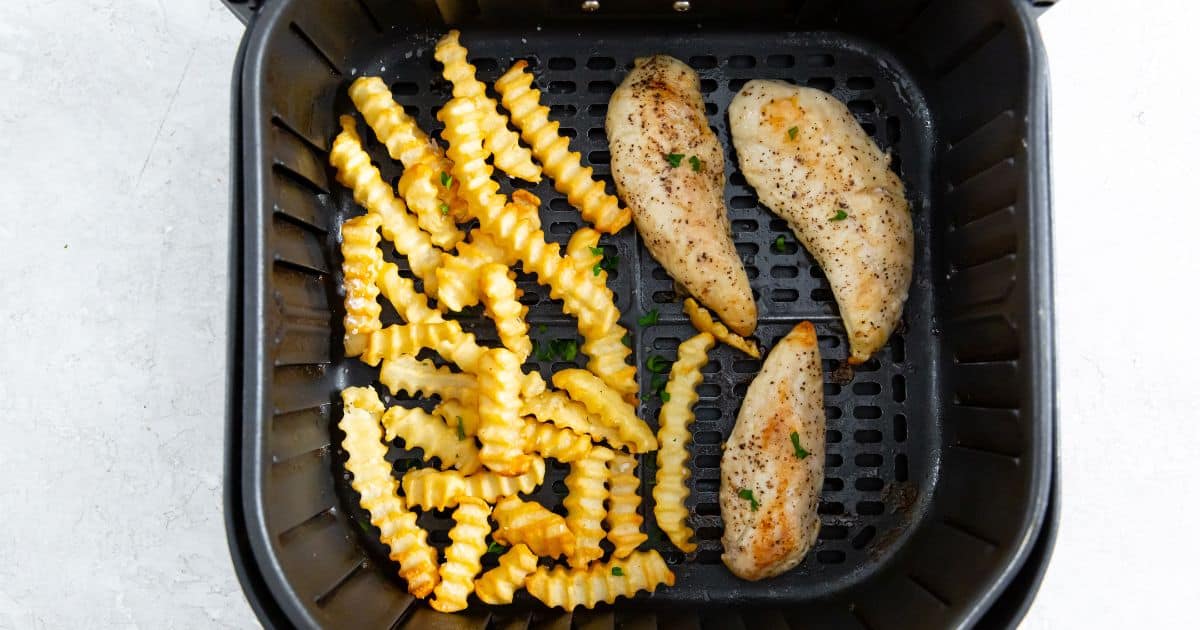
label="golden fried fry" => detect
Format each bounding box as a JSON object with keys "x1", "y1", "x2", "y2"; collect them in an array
[
  {"x1": 606, "y1": 452, "x2": 648, "y2": 558},
  {"x1": 432, "y1": 398, "x2": 480, "y2": 437},
  {"x1": 475, "y1": 543, "x2": 539, "y2": 605},
  {"x1": 381, "y1": 406, "x2": 481, "y2": 474},
  {"x1": 563, "y1": 445, "x2": 613, "y2": 568},
  {"x1": 495, "y1": 60, "x2": 631, "y2": 233},
  {"x1": 401, "y1": 457, "x2": 546, "y2": 511},
  {"x1": 377, "y1": 261, "x2": 445, "y2": 324},
  {"x1": 476, "y1": 348, "x2": 532, "y2": 476},
  {"x1": 653, "y1": 332, "x2": 715, "y2": 552},
  {"x1": 434, "y1": 31, "x2": 541, "y2": 183},
  {"x1": 329, "y1": 116, "x2": 441, "y2": 295},
  {"x1": 521, "y1": 390, "x2": 629, "y2": 450},
  {"x1": 435, "y1": 229, "x2": 508, "y2": 312},
  {"x1": 362, "y1": 322, "x2": 488, "y2": 373},
  {"x1": 683, "y1": 297, "x2": 760, "y2": 358},
  {"x1": 339, "y1": 387, "x2": 439, "y2": 597},
  {"x1": 479, "y1": 263, "x2": 532, "y2": 362},
  {"x1": 430, "y1": 497, "x2": 492, "y2": 613},
  {"x1": 378, "y1": 355, "x2": 477, "y2": 403},
  {"x1": 553, "y1": 369, "x2": 657, "y2": 453},
  {"x1": 566, "y1": 228, "x2": 637, "y2": 402},
  {"x1": 397, "y1": 161, "x2": 464, "y2": 249},
  {"x1": 492, "y1": 496, "x2": 576, "y2": 559},
  {"x1": 436, "y1": 96, "x2": 620, "y2": 340},
  {"x1": 522, "y1": 419, "x2": 593, "y2": 464},
  {"x1": 340, "y1": 213, "x2": 384, "y2": 357},
  {"x1": 525, "y1": 550, "x2": 675, "y2": 610}
]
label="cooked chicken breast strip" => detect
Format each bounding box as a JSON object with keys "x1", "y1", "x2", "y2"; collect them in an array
[
  {"x1": 729, "y1": 80, "x2": 912, "y2": 363},
  {"x1": 607, "y1": 55, "x2": 756, "y2": 336},
  {"x1": 720, "y1": 321, "x2": 824, "y2": 581}
]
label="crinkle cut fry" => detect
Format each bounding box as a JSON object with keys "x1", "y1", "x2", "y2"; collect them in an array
[
  {"x1": 401, "y1": 457, "x2": 546, "y2": 511},
  {"x1": 606, "y1": 451, "x2": 648, "y2": 558},
  {"x1": 378, "y1": 354, "x2": 477, "y2": 403},
  {"x1": 377, "y1": 261, "x2": 445, "y2": 325},
  {"x1": 436, "y1": 228, "x2": 508, "y2": 312},
  {"x1": 522, "y1": 419, "x2": 592, "y2": 464},
  {"x1": 329, "y1": 116, "x2": 442, "y2": 297},
  {"x1": 476, "y1": 348, "x2": 532, "y2": 475},
  {"x1": 479, "y1": 263, "x2": 532, "y2": 362},
  {"x1": 436, "y1": 94, "x2": 620, "y2": 340},
  {"x1": 362, "y1": 322, "x2": 488, "y2": 374},
  {"x1": 434, "y1": 30, "x2": 541, "y2": 183},
  {"x1": 566, "y1": 228, "x2": 637, "y2": 402},
  {"x1": 653, "y1": 332, "x2": 716, "y2": 552},
  {"x1": 430, "y1": 497, "x2": 492, "y2": 613},
  {"x1": 495, "y1": 60, "x2": 632, "y2": 233},
  {"x1": 683, "y1": 297, "x2": 760, "y2": 358},
  {"x1": 553, "y1": 369, "x2": 657, "y2": 453},
  {"x1": 340, "y1": 213, "x2": 384, "y2": 358},
  {"x1": 493, "y1": 496, "x2": 576, "y2": 559},
  {"x1": 348, "y1": 76, "x2": 469, "y2": 237},
  {"x1": 521, "y1": 390, "x2": 630, "y2": 451},
  {"x1": 525, "y1": 550, "x2": 675, "y2": 611},
  {"x1": 339, "y1": 386, "x2": 439, "y2": 597},
  {"x1": 381, "y1": 405, "x2": 481, "y2": 474},
  {"x1": 475, "y1": 543, "x2": 538, "y2": 605},
  {"x1": 563, "y1": 445, "x2": 613, "y2": 568}
]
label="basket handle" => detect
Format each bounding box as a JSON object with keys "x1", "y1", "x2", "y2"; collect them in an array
[{"x1": 221, "y1": 0, "x2": 259, "y2": 26}]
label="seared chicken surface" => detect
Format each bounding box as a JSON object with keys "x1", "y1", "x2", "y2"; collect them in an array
[
  {"x1": 729, "y1": 80, "x2": 912, "y2": 363},
  {"x1": 607, "y1": 55, "x2": 756, "y2": 336},
  {"x1": 720, "y1": 321, "x2": 824, "y2": 581}
]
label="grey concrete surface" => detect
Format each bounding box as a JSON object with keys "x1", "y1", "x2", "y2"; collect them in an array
[{"x1": 0, "y1": 1, "x2": 254, "y2": 628}]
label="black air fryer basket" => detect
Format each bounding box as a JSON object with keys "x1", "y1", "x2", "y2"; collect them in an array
[{"x1": 223, "y1": 0, "x2": 1058, "y2": 628}]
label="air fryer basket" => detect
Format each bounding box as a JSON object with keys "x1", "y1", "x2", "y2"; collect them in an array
[{"x1": 224, "y1": 1, "x2": 1056, "y2": 628}]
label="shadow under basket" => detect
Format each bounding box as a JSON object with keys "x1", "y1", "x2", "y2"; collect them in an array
[{"x1": 223, "y1": 0, "x2": 1057, "y2": 628}]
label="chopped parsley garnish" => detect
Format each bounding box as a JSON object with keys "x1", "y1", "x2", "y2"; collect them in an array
[
  {"x1": 592, "y1": 252, "x2": 618, "y2": 276},
  {"x1": 830, "y1": 210, "x2": 848, "y2": 221},
  {"x1": 646, "y1": 354, "x2": 670, "y2": 373},
  {"x1": 660, "y1": 390, "x2": 671, "y2": 403},
  {"x1": 790, "y1": 430, "x2": 809, "y2": 459},
  {"x1": 611, "y1": 566, "x2": 624, "y2": 577},
  {"x1": 738, "y1": 488, "x2": 760, "y2": 511},
  {"x1": 556, "y1": 339, "x2": 579, "y2": 361},
  {"x1": 787, "y1": 126, "x2": 799, "y2": 140},
  {"x1": 665, "y1": 153, "x2": 685, "y2": 168},
  {"x1": 537, "y1": 324, "x2": 548, "y2": 334},
  {"x1": 534, "y1": 339, "x2": 553, "y2": 361},
  {"x1": 642, "y1": 374, "x2": 668, "y2": 403},
  {"x1": 456, "y1": 416, "x2": 466, "y2": 440},
  {"x1": 439, "y1": 171, "x2": 453, "y2": 188},
  {"x1": 589, "y1": 246, "x2": 605, "y2": 256},
  {"x1": 773, "y1": 235, "x2": 788, "y2": 253},
  {"x1": 637, "y1": 309, "x2": 660, "y2": 327},
  {"x1": 486, "y1": 541, "x2": 508, "y2": 555},
  {"x1": 688, "y1": 155, "x2": 703, "y2": 172},
  {"x1": 439, "y1": 202, "x2": 450, "y2": 215},
  {"x1": 622, "y1": 333, "x2": 632, "y2": 347}
]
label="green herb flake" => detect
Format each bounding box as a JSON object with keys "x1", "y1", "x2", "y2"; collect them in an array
[
  {"x1": 457, "y1": 416, "x2": 467, "y2": 440},
  {"x1": 439, "y1": 202, "x2": 450, "y2": 215},
  {"x1": 790, "y1": 431, "x2": 809, "y2": 459},
  {"x1": 358, "y1": 519, "x2": 372, "y2": 533},
  {"x1": 642, "y1": 374, "x2": 668, "y2": 403},
  {"x1": 830, "y1": 209, "x2": 848, "y2": 221},
  {"x1": 440, "y1": 172, "x2": 453, "y2": 188},
  {"x1": 637, "y1": 309, "x2": 660, "y2": 327},
  {"x1": 611, "y1": 566, "x2": 624, "y2": 577},
  {"x1": 665, "y1": 153, "x2": 685, "y2": 168},
  {"x1": 787, "y1": 126, "x2": 799, "y2": 140},
  {"x1": 646, "y1": 354, "x2": 669, "y2": 373},
  {"x1": 688, "y1": 155, "x2": 703, "y2": 172},
  {"x1": 660, "y1": 390, "x2": 671, "y2": 403},
  {"x1": 559, "y1": 339, "x2": 578, "y2": 361},
  {"x1": 487, "y1": 541, "x2": 508, "y2": 555},
  {"x1": 589, "y1": 246, "x2": 605, "y2": 256},
  {"x1": 537, "y1": 324, "x2": 548, "y2": 334},
  {"x1": 593, "y1": 262, "x2": 603, "y2": 276},
  {"x1": 773, "y1": 235, "x2": 788, "y2": 253},
  {"x1": 534, "y1": 339, "x2": 554, "y2": 362},
  {"x1": 622, "y1": 333, "x2": 632, "y2": 347},
  {"x1": 738, "y1": 488, "x2": 760, "y2": 512}
]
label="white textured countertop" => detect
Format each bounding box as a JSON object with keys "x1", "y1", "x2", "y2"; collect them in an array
[{"x1": 0, "y1": 0, "x2": 1196, "y2": 627}]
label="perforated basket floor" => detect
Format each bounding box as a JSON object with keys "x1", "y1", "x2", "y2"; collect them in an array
[{"x1": 331, "y1": 27, "x2": 935, "y2": 607}]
